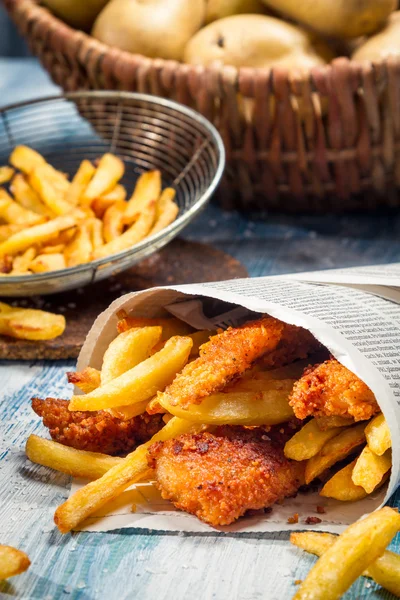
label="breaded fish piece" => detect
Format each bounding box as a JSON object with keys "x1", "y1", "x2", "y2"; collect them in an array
[
  {"x1": 289, "y1": 359, "x2": 380, "y2": 422},
  {"x1": 148, "y1": 426, "x2": 304, "y2": 526},
  {"x1": 158, "y1": 317, "x2": 286, "y2": 408},
  {"x1": 32, "y1": 397, "x2": 163, "y2": 456}
]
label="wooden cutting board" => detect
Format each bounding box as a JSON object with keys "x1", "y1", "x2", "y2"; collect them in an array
[{"x1": 0, "y1": 239, "x2": 247, "y2": 360}]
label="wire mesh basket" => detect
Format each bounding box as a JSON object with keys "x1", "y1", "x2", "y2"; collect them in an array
[{"x1": 0, "y1": 91, "x2": 225, "y2": 296}]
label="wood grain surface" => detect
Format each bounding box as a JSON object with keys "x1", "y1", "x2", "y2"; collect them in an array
[{"x1": 0, "y1": 239, "x2": 247, "y2": 360}]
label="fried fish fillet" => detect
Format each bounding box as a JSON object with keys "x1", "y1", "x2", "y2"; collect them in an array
[
  {"x1": 289, "y1": 359, "x2": 380, "y2": 422},
  {"x1": 158, "y1": 316, "x2": 287, "y2": 409},
  {"x1": 32, "y1": 397, "x2": 163, "y2": 456},
  {"x1": 148, "y1": 426, "x2": 304, "y2": 526}
]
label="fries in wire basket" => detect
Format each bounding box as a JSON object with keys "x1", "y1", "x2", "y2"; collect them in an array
[{"x1": 0, "y1": 145, "x2": 179, "y2": 275}]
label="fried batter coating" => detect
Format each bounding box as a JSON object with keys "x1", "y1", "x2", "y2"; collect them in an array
[
  {"x1": 289, "y1": 359, "x2": 380, "y2": 422},
  {"x1": 148, "y1": 426, "x2": 304, "y2": 526},
  {"x1": 259, "y1": 324, "x2": 324, "y2": 370},
  {"x1": 32, "y1": 397, "x2": 163, "y2": 456},
  {"x1": 159, "y1": 317, "x2": 286, "y2": 408}
]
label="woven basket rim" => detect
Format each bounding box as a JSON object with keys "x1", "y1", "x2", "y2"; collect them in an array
[{"x1": 6, "y1": 0, "x2": 400, "y2": 88}]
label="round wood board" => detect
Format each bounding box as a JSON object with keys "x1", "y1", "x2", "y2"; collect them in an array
[{"x1": 0, "y1": 239, "x2": 247, "y2": 360}]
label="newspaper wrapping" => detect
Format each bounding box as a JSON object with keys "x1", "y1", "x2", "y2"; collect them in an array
[{"x1": 72, "y1": 263, "x2": 400, "y2": 533}]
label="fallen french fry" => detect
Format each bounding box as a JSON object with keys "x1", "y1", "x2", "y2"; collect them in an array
[
  {"x1": 293, "y1": 507, "x2": 400, "y2": 600},
  {"x1": 284, "y1": 419, "x2": 342, "y2": 462},
  {"x1": 117, "y1": 316, "x2": 194, "y2": 338},
  {"x1": 29, "y1": 165, "x2": 72, "y2": 216},
  {"x1": 101, "y1": 326, "x2": 163, "y2": 385},
  {"x1": 103, "y1": 200, "x2": 126, "y2": 243},
  {"x1": 26, "y1": 434, "x2": 123, "y2": 480},
  {"x1": 304, "y1": 423, "x2": 366, "y2": 484},
  {"x1": 65, "y1": 159, "x2": 95, "y2": 205},
  {"x1": 352, "y1": 446, "x2": 392, "y2": 494},
  {"x1": 0, "y1": 166, "x2": 14, "y2": 184},
  {"x1": 11, "y1": 174, "x2": 52, "y2": 217},
  {"x1": 0, "y1": 189, "x2": 44, "y2": 226},
  {"x1": 9, "y1": 145, "x2": 46, "y2": 174},
  {"x1": 148, "y1": 187, "x2": 179, "y2": 236},
  {"x1": 54, "y1": 416, "x2": 202, "y2": 533},
  {"x1": 123, "y1": 170, "x2": 161, "y2": 223},
  {"x1": 92, "y1": 200, "x2": 156, "y2": 259},
  {"x1": 64, "y1": 224, "x2": 92, "y2": 267},
  {"x1": 29, "y1": 252, "x2": 66, "y2": 273},
  {"x1": 0, "y1": 214, "x2": 77, "y2": 257},
  {"x1": 290, "y1": 530, "x2": 400, "y2": 598},
  {"x1": 69, "y1": 336, "x2": 193, "y2": 411},
  {"x1": 158, "y1": 388, "x2": 295, "y2": 426},
  {"x1": 0, "y1": 303, "x2": 66, "y2": 340},
  {"x1": 0, "y1": 545, "x2": 30, "y2": 580},
  {"x1": 67, "y1": 367, "x2": 101, "y2": 394},
  {"x1": 320, "y1": 459, "x2": 367, "y2": 501},
  {"x1": 365, "y1": 413, "x2": 391, "y2": 456},
  {"x1": 83, "y1": 153, "x2": 124, "y2": 202}
]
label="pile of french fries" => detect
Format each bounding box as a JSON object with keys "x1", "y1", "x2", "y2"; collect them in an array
[
  {"x1": 292, "y1": 507, "x2": 400, "y2": 598},
  {"x1": 284, "y1": 411, "x2": 392, "y2": 501},
  {"x1": 0, "y1": 146, "x2": 179, "y2": 275}
]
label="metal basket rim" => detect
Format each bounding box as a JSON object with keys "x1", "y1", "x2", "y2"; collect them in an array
[{"x1": 0, "y1": 91, "x2": 225, "y2": 287}]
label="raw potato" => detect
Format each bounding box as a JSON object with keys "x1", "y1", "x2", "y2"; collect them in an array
[
  {"x1": 0, "y1": 545, "x2": 30, "y2": 580},
  {"x1": 261, "y1": 0, "x2": 396, "y2": 39},
  {"x1": 353, "y1": 11, "x2": 400, "y2": 62},
  {"x1": 184, "y1": 15, "x2": 333, "y2": 70},
  {"x1": 42, "y1": 0, "x2": 109, "y2": 31},
  {"x1": 205, "y1": 0, "x2": 268, "y2": 23},
  {"x1": 92, "y1": 0, "x2": 205, "y2": 61}
]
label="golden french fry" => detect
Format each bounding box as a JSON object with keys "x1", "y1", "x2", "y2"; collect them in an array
[
  {"x1": 305, "y1": 423, "x2": 366, "y2": 484},
  {"x1": 0, "y1": 303, "x2": 66, "y2": 340},
  {"x1": 69, "y1": 336, "x2": 192, "y2": 411},
  {"x1": 0, "y1": 224, "x2": 24, "y2": 242},
  {"x1": 315, "y1": 416, "x2": 355, "y2": 431},
  {"x1": 148, "y1": 187, "x2": 179, "y2": 236},
  {"x1": 320, "y1": 459, "x2": 368, "y2": 501},
  {"x1": 29, "y1": 165, "x2": 72, "y2": 215},
  {"x1": 0, "y1": 214, "x2": 77, "y2": 257},
  {"x1": 158, "y1": 388, "x2": 295, "y2": 426},
  {"x1": 0, "y1": 545, "x2": 30, "y2": 580},
  {"x1": 117, "y1": 316, "x2": 194, "y2": 338},
  {"x1": 10, "y1": 247, "x2": 36, "y2": 275},
  {"x1": 290, "y1": 530, "x2": 400, "y2": 598},
  {"x1": 365, "y1": 413, "x2": 391, "y2": 456},
  {"x1": 67, "y1": 367, "x2": 101, "y2": 394},
  {"x1": 88, "y1": 218, "x2": 104, "y2": 250},
  {"x1": 65, "y1": 160, "x2": 95, "y2": 205},
  {"x1": 101, "y1": 326, "x2": 163, "y2": 385},
  {"x1": 83, "y1": 153, "x2": 124, "y2": 202},
  {"x1": 124, "y1": 170, "x2": 161, "y2": 223},
  {"x1": 0, "y1": 189, "x2": 44, "y2": 226},
  {"x1": 40, "y1": 244, "x2": 66, "y2": 255},
  {"x1": 284, "y1": 419, "x2": 342, "y2": 462},
  {"x1": 9, "y1": 145, "x2": 46, "y2": 174},
  {"x1": 293, "y1": 507, "x2": 400, "y2": 600},
  {"x1": 352, "y1": 447, "x2": 392, "y2": 494},
  {"x1": 11, "y1": 174, "x2": 53, "y2": 217},
  {"x1": 92, "y1": 200, "x2": 156, "y2": 259},
  {"x1": 64, "y1": 224, "x2": 92, "y2": 267},
  {"x1": 26, "y1": 434, "x2": 123, "y2": 480},
  {"x1": 54, "y1": 416, "x2": 202, "y2": 533},
  {"x1": 189, "y1": 330, "x2": 214, "y2": 357},
  {"x1": 103, "y1": 200, "x2": 126, "y2": 243},
  {"x1": 29, "y1": 252, "x2": 66, "y2": 273},
  {"x1": 108, "y1": 401, "x2": 150, "y2": 421},
  {"x1": 91, "y1": 185, "x2": 127, "y2": 218},
  {"x1": 0, "y1": 166, "x2": 14, "y2": 184}
]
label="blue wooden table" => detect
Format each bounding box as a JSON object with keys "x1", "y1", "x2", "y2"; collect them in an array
[{"x1": 0, "y1": 56, "x2": 400, "y2": 600}]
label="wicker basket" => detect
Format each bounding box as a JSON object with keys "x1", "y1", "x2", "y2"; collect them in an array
[{"x1": 5, "y1": 0, "x2": 400, "y2": 212}]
